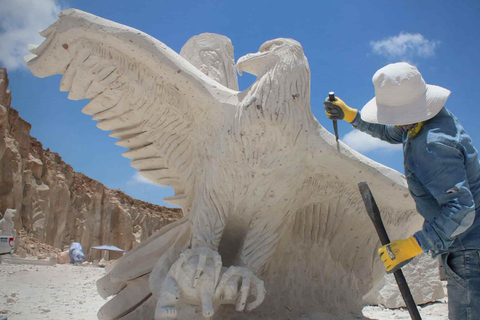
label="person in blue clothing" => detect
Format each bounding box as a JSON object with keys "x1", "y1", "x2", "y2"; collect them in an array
[
  {"x1": 324, "y1": 62, "x2": 480, "y2": 320},
  {"x1": 69, "y1": 242, "x2": 85, "y2": 264}
]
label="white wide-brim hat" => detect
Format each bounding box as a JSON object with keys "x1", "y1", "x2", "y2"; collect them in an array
[{"x1": 361, "y1": 62, "x2": 451, "y2": 125}]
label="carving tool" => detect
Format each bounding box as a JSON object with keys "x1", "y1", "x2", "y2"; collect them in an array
[
  {"x1": 328, "y1": 92, "x2": 340, "y2": 151},
  {"x1": 358, "y1": 182, "x2": 422, "y2": 320}
]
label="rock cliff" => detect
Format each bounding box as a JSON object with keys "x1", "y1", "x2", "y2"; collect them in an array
[{"x1": 0, "y1": 68, "x2": 182, "y2": 260}]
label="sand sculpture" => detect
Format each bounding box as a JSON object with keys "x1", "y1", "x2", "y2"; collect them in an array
[
  {"x1": 0, "y1": 209, "x2": 17, "y2": 237},
  {"x1": 26, "y1": 9, "x2": 441, "y2": 319}
]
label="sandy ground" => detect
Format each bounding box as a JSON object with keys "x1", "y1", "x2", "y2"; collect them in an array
[
  {"x1": 0, "y1": 262, "x2": 107, "y2": 320},
  {"x1": 0, "y1": 260, "x2": 448, "y2": 320}
]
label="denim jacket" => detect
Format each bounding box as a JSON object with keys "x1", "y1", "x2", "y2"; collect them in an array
[{"x1": 351, "y1": 107, "x2": 480, "y2": 256}]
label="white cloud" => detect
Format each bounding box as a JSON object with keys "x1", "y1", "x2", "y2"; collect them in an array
[
  {"x1": 343, "y1": 130, "x2": 402, "y2": 153},
  {"x1": 370, "y1": 32, "x2": 440, "y2": 62},
  {"x1": 127, "y1": 172, "x2": 165, "y2": 187},
  {"x1": 0, "y1": 0, "x2": 63, "y2": 70},
  {"x1": 129, "y1": 172, "x2": 157, "y2": 185}
]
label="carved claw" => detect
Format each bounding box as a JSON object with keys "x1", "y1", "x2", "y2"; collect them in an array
[
  {"x1": 193, "y1": 248, "x2": 209, "y2": 287},
  {"x1": 155, "y1": 277, "x2": 180, "y2": 319},
  {"x1": 200, "y1": 288, "x2": 214, "y2": 318},
  {"x1": 154, "y1": 249, "x2": 265, "y2": 318},
  {"x1": 171, "y1": 247, "x2": 222, "y2": 288},
  {"x1": 215, "y1": 266, "x2": 266, "y2": 312},
  {"x1": 155, "y1": 247, "x2": 223, "y2": 319},
  {"x1": 213, "y1": 254, "x2": 222, "y2": 286},
  {"x1": 155, "y1": 306, "x2": 177, "y2": 319}
]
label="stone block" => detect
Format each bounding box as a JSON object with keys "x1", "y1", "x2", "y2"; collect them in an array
[
  {"x1": 363, "y1": 253, "x2": 445, "y2": 308},
  {"x1": 57, "y1": 251, "x2": 70, "y2": 264}
]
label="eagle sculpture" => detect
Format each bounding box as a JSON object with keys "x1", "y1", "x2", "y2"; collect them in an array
[{"x1": 26, "y1": 9, "x2": 421, "y2": 320}]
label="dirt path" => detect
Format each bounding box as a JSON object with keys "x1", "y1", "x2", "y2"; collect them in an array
[{"x1": 0, "y1": 263, "x2": 107, "y2": 320}]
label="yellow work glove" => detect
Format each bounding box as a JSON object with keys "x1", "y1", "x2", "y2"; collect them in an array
[
  {"x1": 323, "y1": 96, "x2": 358, "y2": 123},
  {"x1": 378, "y1": 236, "x2": 424, "y2": 274}
]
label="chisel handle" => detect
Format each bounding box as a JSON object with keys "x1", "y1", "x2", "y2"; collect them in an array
[{"x1": 328, "y1": 92, "x2": 339, "y2": 143}]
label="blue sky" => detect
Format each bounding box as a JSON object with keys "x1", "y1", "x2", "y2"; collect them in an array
[{"x1": 1, "y1": 0, "x2": 479, "y2": 207}]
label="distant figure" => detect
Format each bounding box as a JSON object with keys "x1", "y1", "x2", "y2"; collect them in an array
[
  {"x1": 69, "y1": 242, "x2": 85, "y2": 264},
  {"x1": 0, "y1": 209, "x2": 17, "y2": 237}
]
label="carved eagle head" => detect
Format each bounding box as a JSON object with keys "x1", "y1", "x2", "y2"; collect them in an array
[
  {"x1": 236, "y1": 38, "x2": 307, "y2": 77},
  {"x1": 235, "y1": 38, "x2": 312, "y2": 131}
]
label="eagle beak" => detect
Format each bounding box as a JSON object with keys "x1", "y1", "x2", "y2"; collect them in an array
[
  {"x1": 236, "y1": 51, "x2": 270, "y2": 77},
  {"x1": 236, "y1": 64, "x2": 243, "y2": 76}
]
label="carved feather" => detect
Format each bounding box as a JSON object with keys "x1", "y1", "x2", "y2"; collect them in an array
[{"x1": 26, "y1": 9, "x2": 238, "y2": 208}]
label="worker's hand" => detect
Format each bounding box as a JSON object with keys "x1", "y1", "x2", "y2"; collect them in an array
[
  {"x1": 378, "y1": 236, "x2": 424, "y2": 274},
  {"x1": 324, "y1": 96, "x2": 358, "y2": 123}
]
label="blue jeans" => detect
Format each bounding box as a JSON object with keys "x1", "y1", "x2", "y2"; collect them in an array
[{"x1": 441, "y1": 250, "x2": 480, "y2": 320}]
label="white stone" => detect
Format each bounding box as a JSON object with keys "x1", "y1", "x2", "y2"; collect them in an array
[
  {"x1": 180, "y1": 33, "x2": 238, "y2": 91},
  {"x1": 57, "y1": 251, "x2": 70, "y2": 264},
  {"x1": 0, "y1": 209, "x2": 17, "y2": 237},
  {"x1": 363, "y1": 253, "x2": 445, "y2": 308},
  {"x1": 26, "y1": 9, "x2": 439, "y2": 319}
]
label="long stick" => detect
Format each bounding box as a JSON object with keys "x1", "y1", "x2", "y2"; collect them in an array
[
  {"x1": 328, "y1": 91, "x2": 340, "y2": 152},
  {"x1": 358, "y1": 182, "x2": 422, "y2": 320}
]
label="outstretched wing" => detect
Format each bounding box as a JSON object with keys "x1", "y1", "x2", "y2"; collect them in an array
[
  {"x1": 26, "y1": 9, "x2": 238, "y2": 208},
  {"x1": 259, "y1": 126, "x2": 421, "y2": 315}
]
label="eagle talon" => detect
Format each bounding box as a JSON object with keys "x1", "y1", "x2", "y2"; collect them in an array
[
  {"x1": 155, "y1": 307, "x2": 177, "y2": 319},
  {"x1": 215, "y1": 266, "x2": 266, "y2": 312},
  {"x1": 155, "y1": 276, "x2": 180, "y2": 320},
  {"x1": 155, "y1": 247, "x2": 222, "y2": 319}
]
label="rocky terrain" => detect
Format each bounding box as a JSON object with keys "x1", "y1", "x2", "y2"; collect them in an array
[{"x1": 0, "y1": 68, "x2": 182, "y2": 261}]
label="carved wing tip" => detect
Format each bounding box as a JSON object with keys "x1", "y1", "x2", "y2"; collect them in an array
[
  {"x1": 23, "y1": 54, "x2": 37, "y2": 65},
  {"x1": 164, "y1": 193, "x2": 187, "y2": 207},
  {"x1": 38, "y1": 22, "x2": 57, "y2": 38},
  {"x1": 59, "y1": 8, "x2": 83, "y2": 18},
  {"x1": 27, "y1": 44, "x2": 39, "y2": 54}
]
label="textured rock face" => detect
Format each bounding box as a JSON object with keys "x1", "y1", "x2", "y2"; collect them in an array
[{"x1": 0, "y1": 68, "x2": 182, "y2": 260}]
